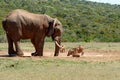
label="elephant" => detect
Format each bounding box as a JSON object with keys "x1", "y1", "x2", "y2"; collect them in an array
[{"x1": 2, "y1": 9, "x2": 63, "y2": 57}]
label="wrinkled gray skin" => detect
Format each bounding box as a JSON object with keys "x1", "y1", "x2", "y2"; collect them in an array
[{"x1": 2, "y1": 9, "x2": 63, "y2": 57}]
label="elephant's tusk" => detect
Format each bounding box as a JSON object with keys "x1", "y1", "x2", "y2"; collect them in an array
[{"x1": 55, "y1": 41, "x2": 62, "y2": 48}]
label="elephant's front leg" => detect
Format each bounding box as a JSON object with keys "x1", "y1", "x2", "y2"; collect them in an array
[
  {"x1": 37, "y1": 40, "x2": 45, "y2": 56},
  {"x1": 31, "y1": 39, "x2": 38, "y2": 56},
  {"x1": 32, "y1": 39, "x2": 45, "y2": 56}
]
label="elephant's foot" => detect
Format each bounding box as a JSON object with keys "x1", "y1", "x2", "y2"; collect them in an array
[
  {"x1": 16, "y1": 51, "x2": 24, "y2": 57},
  {"x1": 31, "y1": 52, "x2": 39, "y2": 56},
  {"x1": 9, "y1": 53, "x2": 17, "y2": 57},
  {"x1": 9, "y1": 50, "x2": 17, "y2": 57},
  {"x1": 31, "y1": 52, "x2": 43, "y2": 56}
]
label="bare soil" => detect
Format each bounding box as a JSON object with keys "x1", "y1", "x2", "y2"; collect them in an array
[{"x1": 0, "y1": 49, "x2": 120, "y2": 61}]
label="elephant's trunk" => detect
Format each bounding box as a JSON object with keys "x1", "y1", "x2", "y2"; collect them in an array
[
  {"x1": 54, "y1": 40, "x2": 61, "y2": 56},
  {"x1": 55, "y1": 41, "x2": 62, "y2": 48}
]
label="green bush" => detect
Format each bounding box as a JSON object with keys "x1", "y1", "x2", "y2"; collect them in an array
[
  {"x1": 0, "y1": 0, "x2": 120, "y2": 42},
  {"x1": 0, "y1": 34, "x2": 7, "y2": 43}
]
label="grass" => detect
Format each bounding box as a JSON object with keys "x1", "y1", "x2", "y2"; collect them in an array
[
  {"x1": 0, "y1": 42, "x2": 120, "y2": 51},
  {"x1": 0, "y1": 58, "x2": 120, "y2": 80},
  {"x1": 0, "y1": 42, "x2": 120, "y2": 80}
]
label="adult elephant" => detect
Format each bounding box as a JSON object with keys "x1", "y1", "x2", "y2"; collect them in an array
[{"x1": 2, "y1": 9, "x2": 63, "y2": 57}]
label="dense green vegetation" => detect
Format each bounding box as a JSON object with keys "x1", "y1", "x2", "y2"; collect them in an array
[{"x1": 0, "y1": 0, "x2": 120, "y2": 42}]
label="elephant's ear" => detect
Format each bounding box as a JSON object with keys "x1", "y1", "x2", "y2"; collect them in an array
[
  {"x1": 53, "y1": 18, "x2": 57, "y2": 28},
  {"x1": 47, "y1": 19, "x2": 57, "y2": 36}
]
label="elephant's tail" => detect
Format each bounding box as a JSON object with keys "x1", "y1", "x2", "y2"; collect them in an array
[{"x1": 2, "y1": 19, "x2": 7, "y2": 31}]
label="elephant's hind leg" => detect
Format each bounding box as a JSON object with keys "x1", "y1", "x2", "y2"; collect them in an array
[
  {"x1": 14, "y1": 41, "x2": 24, "y2": 56},
  {"x1": 7, "y1": 35, "x2": 16, "y2": 56}
]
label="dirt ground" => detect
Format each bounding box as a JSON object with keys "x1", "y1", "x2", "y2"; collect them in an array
[{"x1": 0, "y1": 49, "x2": 120, "y2": 61}]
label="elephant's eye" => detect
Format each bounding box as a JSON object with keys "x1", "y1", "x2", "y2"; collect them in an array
[
  {"x1": 55, "y1": 24, "x2": 58, "y2": 26},
  {"x1": 55, "y1": 23, "x2": 60, "y2": 26}
]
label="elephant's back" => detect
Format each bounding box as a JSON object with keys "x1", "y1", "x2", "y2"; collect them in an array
[
  {"x1": 5, "y1": 9, "x2": 45, "y2": 23},
  {"x1": 5, "y1": 9, "x2": 29, "y2": 22},
  {"x1": 6, "y1": 9, "x2": 29, "y2": 17}
]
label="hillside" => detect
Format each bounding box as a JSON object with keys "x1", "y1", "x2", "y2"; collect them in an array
[{"x1": 0, "y1": 0, "x2": 120, "y2": 42}]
